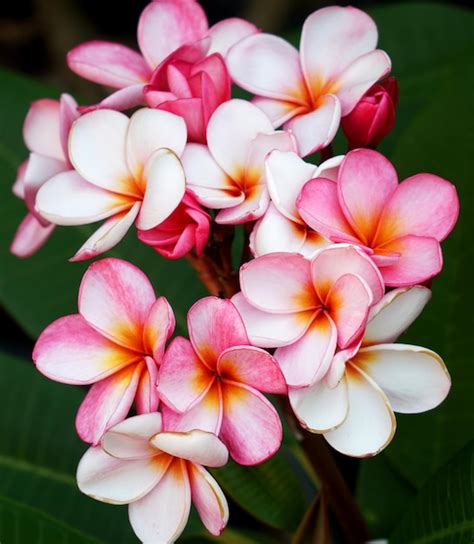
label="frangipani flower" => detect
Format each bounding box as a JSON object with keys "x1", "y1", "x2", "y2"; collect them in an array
[
  {"x1": 250, "y1": 150, "x2": 342, "y2": 257},
  {"x1": 77, "y1": 413, "x2": 229, "y2": 543},
  {"x1": 158, "y1": 297, "x2": 286, "y2": 465},
  {"x1": 227, "y1": 6, "x2": 391, "y2": 156},
  {"x1": 182, "y1": 99, "x2": 296, "y2": 224},
  {"x1": 232, "y1": 245, "x2": 384, "y2": 388},
  {"x1": 33, "y1": 258, "x2": 175, "y2": 445},
  {"x1": 11, "y1": 94, "x2": 79, "y2": 257},
  {"x1": 289, "y1": 286, "x2": 451, "y2": 457},
  {"x1": 297, "y1": 148, "x2": 460, "y2": 286},
  {"x1": 67, "y1": 0, "x2": 257, "y2": 111},
  {"x1": 35, "y1": 108, "x2": 187, "y2": 261}
]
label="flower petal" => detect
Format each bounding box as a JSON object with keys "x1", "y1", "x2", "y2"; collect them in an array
[
  {"x1": 59, "y1": 93, "x2": 79, "y2": 158},
  {"x1": 128, "y1": 458, "x2": 191, "y2": 543},
  {"x1": 364, "y1": 286, "x2": 431, "y2": 345},
  {"x1": 78, "y1": 257, "x2": 156, "y2": 351},
  {"x1": 240, "y1": 252, "x2": 316, "y2": 313},
  {"x1": 77, "y1": 445, "x2": 170, "y2": 504},
  {"x1": 33, "y1": 314, "x2": 140, "y2": 385},
  {"x1": 23, "y1": 98, "x2": 63, "y2": 160},
  {"x1": 220, "y1": 381, "x2": 282, "y2": 465},
  {"x1": 135, "y1": 356, "x2": 160, "y2": 415},
  {"x1": 188, "y1": 463, "x2": 229, "y2": 536},
  {"x1": 93, "y1": 84, "x2": 146, "y2": 111},
  {"x1": 228, "y1": 33, "x2": 308, "y2": 104},
  {"x1": 324, "y1": 363, "x2": 396, "y2": 457},
  {"x1": 354, "y1": 344, "x2": 450, "y2": 413},
  {"x1": 289, "y1": 375, "x2": 348, "y2": 432},
  {"x1": 101, "y1": 412, "x2": 163, "y2": 460},
  {"x1": 217, "y1": 346, "x2": 286, "y2": 394},
  {"x1": 10, "y1": 213, "x2": 54, "y2": 258},
  {"x1": 207, "y1": 17, "x2": 258, "y2": 57},
  {"x1": 137, "y1": 0, "x2": 208, "y2": 68},
  {"x1": 67, "y1": 41, "x2": 152, "y2": 88},
  {"x1": 215, "y1": 184, "x2": 269, "y2": 225},
  {"x1": 252, "y1": 97, "x2": 307, "y2": 127},
  {"x1": 150, "y1": 429, "x2": 228, "y2": 467},
  {"x1": 275, "y1": 313, "x2": 337, "y2": 387},
  {"x1": 143, "y1": 297, "x2": 176, "y2": 361},
  {"x1": 158, "y1": 337, "x2": 214, "y2": 413}
]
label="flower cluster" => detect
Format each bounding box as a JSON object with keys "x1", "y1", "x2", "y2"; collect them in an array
[{"x1": 11, "y1": 1, "x2": 460, "y2": 543}]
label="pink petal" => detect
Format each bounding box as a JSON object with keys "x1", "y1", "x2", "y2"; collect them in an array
[
  {"x1": 315, "y1": 155, "x2": 344, "y2": 181},
  {"x1": 207, "y1": 17, "x2": 258, "y2": 57},
  {"x1": 69, "y1": 203, "x2": 140, "y2": 262},
  {"x1": 231, "y1": 292, "x2": 314, "y2": 348},
  {"x1": 228, "y1": 33, "x2": 308, "y2": 104},
  {"x1": 289, "y1": 375, "x2": 348, "y2": 432},
  {"x1": 376, "y1": 174, "x2": 460, "y2": 244},
  {"x1": 129, "y1": 458, "x2": 191, "y2": 543},
  {"x1": 59, "y1": 93, "x2": 79, "y2": 159},
  {"x1": 275, "y1": 313, "x2": 337, "y2": 387},
  {"x1": 297, "y1": 178, "x2": 360, "y2": 244},
  {"x1": 217, "y1": 346, "x2": 287, "y2": 394},
  {"x1": 12, "y1": 159, "x2": 28, "y2": 199},
  {"x1": 150, "y1": 429, "x2": 228, "y2": 467},
  {"x1": 78, "y1": 257, "x2": 156, "y2": 351},
  {"x1": 240, "y1": 252, "x2": 316, "y2": 313},
  {"x1": 157, "y1": 97, "x2": 206, "y2": 144},
  {"x1": 125, "y1": 108, "x2": 187, "y2": 176},
  {"x1": 143, "y1": 297, "x2": 176, "y2": 361},
  {"x1": 377, "y1": 235, "x2": 443, "y2": 287},
  {"x1": 337, "y1": 148, "x2": 398, "y2": 244},
  {"x1": 354, "y1": 345, "x2": 450, "y2": 413},
  {"x1": 215, "y1": 184, "x2": 270, "y2": 225},
  {"x1": 364, "y1": 286, "x2": 431, "y2": 346},
  {"x1": 336, "y1": 50, "x2": 392, "y2": 115},
  {"x1": 10, "y1": 213, "x2": 54, "y2": 258},
  {"x1": 76, "y1": 362, "x2": 144, "y2": 444},
  {"x1": 311, "y1": 245, "x2": 384, "y2": 304},
  {"x1": 77, "y1": 445, "x2": 170, "y2": 504},
  {"x1": 33, "y1": 314, "x2": 140, "y2": 385},
  {"x1": 158, "y1": 337, "x2": 214, "y2": 413},
  {"x1": 284, "y1": 94, "x2": 341, "y2": 156},
  {"x1": 67, "y1": 41, "x2": 151, "y2": 88},
  {"x1": 220, "y1": 381, "x2": 282, "y2": 465},
  {"x1": 137, "y1": 0, "x2": 208, "y2": 68},
  {"x1": 301, "y1": 6, "x2": 378, "y2": 97},
  {"x1": 23, "y1": 98, "x2": 63, "y2": 160},
  {"x1": 252, "y1": 97, "x2": 307, "y2": 127},
  {"x1": 101, "y1": 412, "x2": 163, "y2": 460},
  {"x1": 93, "y1": 84, "x2": 146, "y2": 111},
  {"x1": 327, "y1": 274, "x2": 372, "y2": 348},
  {"x1": 187, "y1": 297, "x2": 249, "y2": 368},
  {"x1": 188, "y1": 463, "x2": 229, "y2": 536},
  {"x1": 324, "y1": 363, "x2": 395, "y2": 457},
  {"x1": 135, "y1": 356, "x2": 160, "y2": 415}
]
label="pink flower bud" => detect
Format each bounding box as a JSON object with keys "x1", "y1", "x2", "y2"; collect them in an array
[
  {"x1": 341, "y1": 76, "x2": 399, "y2": 149},
  {"x1": 138, "y1": 193, "x2": 211, "y2": 259}
]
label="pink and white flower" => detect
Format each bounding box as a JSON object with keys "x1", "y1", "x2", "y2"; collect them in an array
[
  {"x1": 11, "y1": 94, "x2": 79, "y2": 257},
  {"x1": 158, "y1": 296, "x2": 286, "y2": 465},
  {"x1": 35, "y1": 107, "x2": 187, "y2": 261},
  {"x1": 232, "y1": 245, "x2": 384, "y2": 388},
  {"x1": 33, "y1": 258, "x2": 175, "y2": 445},
  {"x1": 182, "y1": 99, "x2": 297, "y2": 224},
  {"x1": 138, "y1": 192, "x2": 211, "y2": 259},
  {"x1": 250, "y1": 150, "x2": 342, "y2": 257},
  {"x1": 297, "y1": 148, "x2": 460, "y2": 286},
  {"x1": 227, "y1": 6, "x2": 391, "y2": 156},
  {"x1": 67, "y1": 0, "x2": 257, "y2": 111},
  {"x1": 289, "y1": 286, "x2": 451, "y2": 457},
  {"x1": 77, "y1": 413, "x2": 229, "y2": 543}
]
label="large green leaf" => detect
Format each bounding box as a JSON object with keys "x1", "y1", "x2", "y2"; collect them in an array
[{"x1": 390, "y1": 440, "x2": 474, "y2": 544}]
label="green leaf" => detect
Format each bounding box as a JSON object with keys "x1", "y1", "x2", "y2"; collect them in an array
[
  {"x1": 0, "y1": 495, "x2": 102, "y2": 544},
  {"x1": 390, "y1": 440, "x2": 474, "y2": 544},
  {"x1": 0, "y1": 68, "x2": 206, "y2": 338}
]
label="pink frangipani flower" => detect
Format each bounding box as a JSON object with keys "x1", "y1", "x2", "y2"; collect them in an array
[
  {"x1": 77, "y1": 413, "x2": 229, "y2": 543},
  {"x1": 251, "y1": 150, "x2": 342, "y2": 257},
  {"x1": 232, "y1": 245, "x2": 384, "y2": 388},
  {"x1": 289, "y1": 286, "x2": 450, "y2": 457},
  {"x1": 227, "y1": 6, "x2": 391, "y2": 156},
  {"x1": 138, "y1": 192, "x2": 211, "y2": 259},
  {"x1": 67, "y1": 0, "x2": 257, "y2": 111},
  {"x1": 33, "y1": 258, "x2": 175, "y2": 445},
  {"x1": 11, "y1": 94, "x2": 79, "y2": 257},
  {"x1": 35, "y1": 107, "x2": 187, "y2": 261},
  {"x1": 297, "y1": 148, "x2": 460, "y2": 286},
  {"x1": 158, "y1": 296, "x2": 286, "y2": 465},
  {"x1": 182, "y1": 99, "x2": 297, "y2": 224}
]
